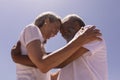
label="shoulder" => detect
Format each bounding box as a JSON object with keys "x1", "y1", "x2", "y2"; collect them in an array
[
  {"x1": 24, "y1": 24, "x2": 38, "y2": 31},
  {"x1": 22, "y1": 24, "x2": 41, "y2": 36}
]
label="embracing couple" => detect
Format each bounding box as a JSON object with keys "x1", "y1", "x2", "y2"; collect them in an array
[{"x1": 11, "y1": 12, "x2": 108, "y2": 80}]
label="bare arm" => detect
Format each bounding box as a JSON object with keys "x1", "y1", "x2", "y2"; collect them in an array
[
  {"x1": 56, "y1": 47, "x2": 89, "y2": 68},
  {"x1": 27, "y1": 26, "x2": 101, "y2": 73},
  {"x1": 11, "y1": 41, "x2": 36, "y2": 67},
  {"x1": 11, "y1": 26, "x2": 101, "y2": 73},
  {"x1": 11, "y1": 41, "x2": 50, "y2": 68},
  {"x1": 27, "y1": 39, "x2": 83, "y2": 73},
  {"x1": 11, "y1": 38, "x2": 86, "y2": 72},
  {"x1": 11, "y1": 43, "x2": 87, "y2": 68}
]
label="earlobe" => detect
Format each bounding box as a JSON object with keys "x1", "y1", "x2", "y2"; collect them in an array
[
  {"x1": 44, "y1": 18, "x2": 50, "y2": 28},
  {"x1": 44, "y1": 22, "x2": 47, "y2": 25}
]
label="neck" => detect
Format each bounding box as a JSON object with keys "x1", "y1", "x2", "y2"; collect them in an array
[
  {"x1": 39, "y1": 27, "x2": 46, "y2": 40},
  {"x1": 38, "y1": 27, "x2": 47, "y2": 43}
]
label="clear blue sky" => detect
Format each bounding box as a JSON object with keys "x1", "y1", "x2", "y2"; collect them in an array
[{"x1": 0, "y1": 0, "x2": 120, "y2": 80}]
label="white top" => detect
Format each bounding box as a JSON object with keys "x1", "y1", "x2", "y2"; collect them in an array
[
  {"x1": 58, "y1": 25, "x2": 108, "y2": 80},
  {"x1": 16, "y1": 24, "x2": 50, "y2": 80}
]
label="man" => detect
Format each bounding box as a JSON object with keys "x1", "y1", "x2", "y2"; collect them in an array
[
  {"x1": 56, "y1": 14, "x2": 108, "y2": 80},
  {"x1": 11, "y1": 13, "x2": 102, "y2": 80}
]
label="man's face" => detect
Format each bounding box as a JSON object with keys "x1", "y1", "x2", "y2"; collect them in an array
[{"x1": 60, "y1": 20, "x2": 80, "y2": 42}]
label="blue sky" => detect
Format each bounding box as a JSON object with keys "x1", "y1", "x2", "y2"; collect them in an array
[{"x1": 0, "y1": 0, "x2": 120, "y2": 80}]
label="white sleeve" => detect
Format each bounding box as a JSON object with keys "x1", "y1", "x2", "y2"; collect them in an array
[
  {"x1": 23, "y1": 25, "x2": 43, "y2": 47},
  {"x1": 83, "y1": 38, "x2": 104, "y2": 56}
]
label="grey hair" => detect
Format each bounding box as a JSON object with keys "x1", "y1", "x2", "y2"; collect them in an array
[
  {"x1": 62, "y1": 14, "x2": 85, "y2": 27},
  {"x1": 34, "y1": 12, "x2": 61, "y2": 28}
]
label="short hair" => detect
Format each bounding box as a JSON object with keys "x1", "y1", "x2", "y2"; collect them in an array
[
  {"x1": 62, "y1": 14, "x2": 85, "y2": 27},
  {"x1": 34, "y1": 12, "x2": 61, "y2": 28}
]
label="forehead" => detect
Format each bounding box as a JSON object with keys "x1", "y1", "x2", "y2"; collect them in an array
[
  {"x1": 62, "y1": 20, "x2": 75, "y2": 28},
  {"x1": 62, "y1": 19, "x2": 81, "y2": 31},
  {"x1": 63, "y1": 19, "x2": 74, "y2": 24},
  {"x1": 52, "y1": 21, "x2": 61, "y2": 27}
]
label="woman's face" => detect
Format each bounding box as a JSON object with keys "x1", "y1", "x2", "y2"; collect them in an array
[{"x1": 45, "y1": 21, "x2": 61, "y2": 39}]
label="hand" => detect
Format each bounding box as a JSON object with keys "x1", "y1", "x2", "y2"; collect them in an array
[
  {"x1": 78, "y1": 26, "x2": 102, "y2": 44},
  {"x1": 11, "y1": 41, "x2": 37, "y2": 67},
  {"x1": 85, "y1": 25, "x2": 102, "y2": 40},
  {"x1": 11, "y1": 41, "x2": 21, "y2": 60}
]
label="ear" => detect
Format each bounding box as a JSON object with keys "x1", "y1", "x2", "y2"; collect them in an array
[{"x1": 43, "y1": 18, "x2": 50, "y2": 28}]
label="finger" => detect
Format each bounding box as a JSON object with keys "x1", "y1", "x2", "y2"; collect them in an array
[
  {"x1": 88, "y1": 36, "x2": 102, "y2": 42},
  {"x1": 94, "y1": 31, "x2": 102, "y2": 36},
  {"x1": 11, "y1": 41, "x2": 21, "y2": 54},
  {"x1": 16, "y1": 41, "x2": 21, "y2": 49},
  {"x1": 85, "y1": 26, "x2": 96, "y2": 34},
  {"x1": 96, "y1": 37, "x2": 102, "y2": 41},
  {"x1": 12, "y1": 44, "x2": 17, "y2": 49},
  {"x1": 94, "y1": 29, "x2": 100, "y2": 33},
  {"x1": 89, "y1": 28, "x2": 101, "y2": 36},
  {"x1": 88, "y1": 26, "x2": 96, "y2": 30},
  {"x1": 12, "y1": 41, "x2": 20, "y2": 49}
]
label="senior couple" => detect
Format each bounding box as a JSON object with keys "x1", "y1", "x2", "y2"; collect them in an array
[{"x1": 11, "y1": 12, "x2": 108, "y2": 80}]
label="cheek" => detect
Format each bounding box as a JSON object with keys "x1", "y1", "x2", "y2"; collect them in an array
[
  {"x1": 54, "y1": 27, "x2": 59, "y2": 33},
  {"x1": 48, "y1": 29, "x2": 53, "y2": 35}
]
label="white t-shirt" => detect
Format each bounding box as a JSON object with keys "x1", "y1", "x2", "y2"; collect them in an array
[
  {"x1": 16, "y1": 24, "x2": 50, "y2": 80},
  {"x1": 58, "y1": 26, "x2": 108, "y2": 80}
]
